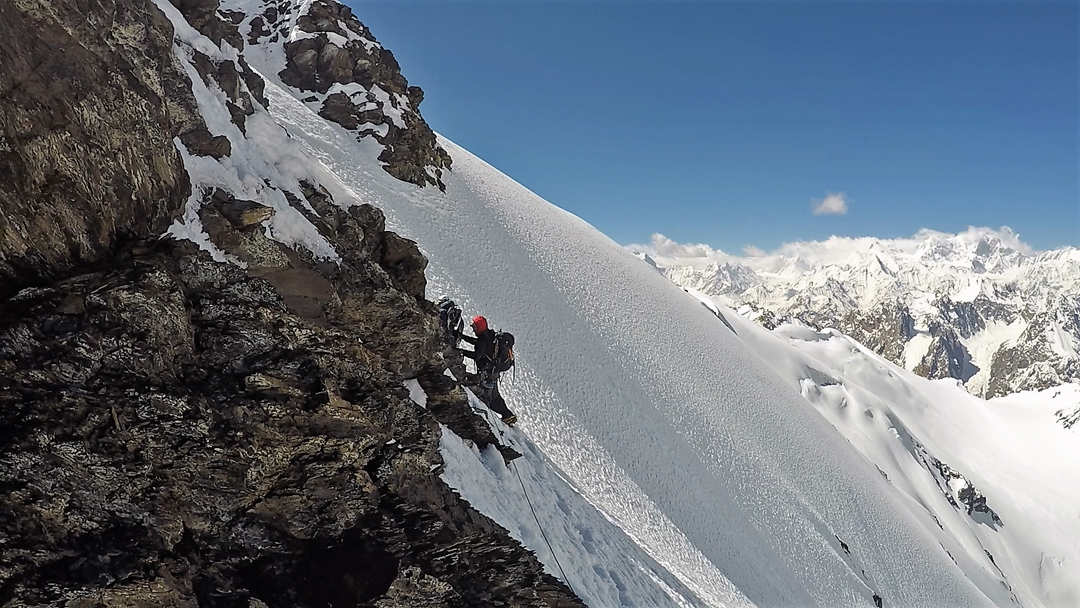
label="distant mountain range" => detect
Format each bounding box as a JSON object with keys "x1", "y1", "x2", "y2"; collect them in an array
[{"x1": 635, "y1": 228, "x2": 1080, "y2": 398}]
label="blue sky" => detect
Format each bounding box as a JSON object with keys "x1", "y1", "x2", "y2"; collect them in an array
[{"x1": 348, "y1": 1, "x2": 1078, "y2": 253}]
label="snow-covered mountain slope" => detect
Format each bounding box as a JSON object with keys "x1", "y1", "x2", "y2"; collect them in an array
[
  {"x1": 690, "y1": 290, "x2": 1080, "y2": 608},
  {"x1": 153, "y1": 0, "x2": 1079, "y2": 604},
  {"x1": 636, "y1": 232, "x2": 1080, "y2": 400}
]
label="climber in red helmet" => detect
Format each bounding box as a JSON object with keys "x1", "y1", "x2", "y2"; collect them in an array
[{"x1": 457, "y1": 314, "x2": 517, "y2": 426}]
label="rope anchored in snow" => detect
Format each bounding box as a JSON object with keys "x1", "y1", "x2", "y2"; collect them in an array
[
  {"x1": 509, "y1": 456, "x2": 577, "y2": 598},
  {"x1": 479, "y1": 405, "x2": 579, "y2": 600}
]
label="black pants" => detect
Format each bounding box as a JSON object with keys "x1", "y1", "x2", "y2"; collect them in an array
[{"x1": 478, "y1": 382, "x2": 514, "y2": 419}]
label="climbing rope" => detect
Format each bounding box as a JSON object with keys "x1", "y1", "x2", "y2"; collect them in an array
[
  {"x1": 476, "y1": 403, "x2": 579, "y2": 600},
  {"x1": 509, "y1": 454, "x2": 578, "y2": 599}
]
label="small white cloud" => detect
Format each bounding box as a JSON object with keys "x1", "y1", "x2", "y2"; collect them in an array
[
  {"x1": 812, "y1": 192, "x2": 848, "y2": 216},
  {"x1": 742, "y1": 245, "x2": 766, "y2": 257}
]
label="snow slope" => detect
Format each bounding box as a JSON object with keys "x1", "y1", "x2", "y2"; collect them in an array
[
  {"x1": 154, "y1": 1, "x2": 1078, "y2": 604},
  {"x1": 702, "y1": 297, "x2": 1080, "y2": 608},
  {"x1": 250, "y1": 83, "x2": 997, "y2": 607},
  {"x1": 408, "y1": 379, "x2": 752, "y2": 608}
]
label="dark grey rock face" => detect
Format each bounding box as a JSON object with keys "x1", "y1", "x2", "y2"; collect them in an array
[
  {"x1": 909, "y1": 440, "x2": 1003, "y2": 531},
  {"x1": 986, "y1": 310, "x2": 1080, "y2": 399},
  {"x1": 0, "y1": 0, "x2": 203, "y2": 300},
  {"x1": 0, "y1": 243, "x2": 578, "y2": 606},
  {"x1": 912, "y1": 323, "x2": 978, "y2": 383},
  {"x1": 172, "y1": 0, "x2": 243, "y2": 50},
  {"x1": 839, "y1": 301, "x2": 915, "y2": 364}
]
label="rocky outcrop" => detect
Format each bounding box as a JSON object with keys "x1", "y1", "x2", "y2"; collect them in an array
[
  {"x1": 271, "y1": 0, "x2": 452, "y2": 190},
  {"x1": 0, "y1": 0, "x2": 204, "y2": 300},
  {"x1": 1056, "y1": 405, "x2": 1080, "y2": 429},
  {"x1": 839, "y1": 301, "x2": 915, "y2": 363},
  {"x1": 912, "y1": 441, "x2": 1002, "y2": 529},
  {"x1": 0, "y1": 241, "x2": 577, "y2": 606},
  {"x1": 985, "y1": 310, "x2": 1080, "y2": 399},
  {"x1": 912, "y1": 323, "x2": 978, "y2": 383},
  {"x1": 185, "y1": 49, "x2": 265, "y2": 135},
  {"x1": 937, "y1": 295, "x2": 1017, "y2": 339},
  {"x1": 172, "y1": 0, "x2": 243, "y2": 51}
]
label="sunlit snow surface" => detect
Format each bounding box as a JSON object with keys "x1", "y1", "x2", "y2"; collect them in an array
[
  {"x1": 420, "y1": 385, "x2": 738, "y2": 608},
  {"x1": 691, "y1": 291, "x2": 1080, "y2": 608}
]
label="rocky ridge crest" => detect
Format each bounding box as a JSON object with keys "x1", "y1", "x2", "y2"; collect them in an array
[{"x1": 256, "y1": 0, "x2": 451, "y2": 190}]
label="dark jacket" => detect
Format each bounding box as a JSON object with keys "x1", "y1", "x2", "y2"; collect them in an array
[
  {"x1": 459, "y1": 329, "x2": 498, "y2": 373},
  {"x1": 458, "y1": 329, "x2": 514, "y2": 420}
]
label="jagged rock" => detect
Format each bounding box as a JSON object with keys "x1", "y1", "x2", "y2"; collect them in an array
[
  {"x1": 319, "y1": 92, "x2": 363, "y2": 130},
  {"x1": 374, "y1": 566, "x2": 461, "y2": 607},
  {"x1": 913, "y1": 441, "x2": 1002, "y2": 528},
  {"x1": 416, "y1": 367, "x2": 521, "y2": 463},
  {"x1": 196, "y1": 181, "x2": 438, "y2": 377},
  {"x1": 377, "y1": 115, "x2": 452, "y2": 192},
  {"x1": 0, "y1": 242, "x2": 578, "y2": 606},
  {"x1": 839, "y1": 301, "x2": 915, "y2": 363},
  {"x1": 276, "y1": 0, "x2": 452, "y2": 190},
  {"x1": 249, "y1": 15, "x2": 270, "y2": 45},
  {"x1": 986, "y1": 311, "x2": 1080, "y2": 398},
  {"x1": 237, "y1": 56, "x2": 268, "y2": 109},
  {"x1": 189, "y1": 51, "x2": 261, "y2": 132},
  {"x1": 171, "y1": 0, "x2": 243, "y2": 50},
  {"x1": 381, "y1": 232, "x2": 428, "y2": 300},
  {"x1": 913, "y1": 323, "x2": 978, "y2": 382},
  {"x1": 65, "y1": 579, "x2": 200, "y2": 607},
  {"x1": 0, "y1": 0, "x2": 202, "y2": 299},
  {"x1": 215, "y1": 198, "x2": 275, "y2": 228},
  {"x1": 179, "y1": 127, "x2": 232, "y2": 159}
]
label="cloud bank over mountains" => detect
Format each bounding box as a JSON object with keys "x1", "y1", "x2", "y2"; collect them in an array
[{"x1": 631, "y1": 226, "x2": 1039, "y2": 269}]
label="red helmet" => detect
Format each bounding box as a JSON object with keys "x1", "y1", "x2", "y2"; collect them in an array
[{"x1": 471, "y1": 315, "x2": 488, "y2": 333}]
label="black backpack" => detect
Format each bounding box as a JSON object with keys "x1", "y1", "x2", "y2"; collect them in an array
[
  {"x1": 493, "y1": 331, "x2": 515, "y2": 373},
  {"x1": 437, "y1": 298, "x2": 463, "y2": 342}
]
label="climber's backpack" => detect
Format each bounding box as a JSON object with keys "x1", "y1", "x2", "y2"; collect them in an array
[
  {"x1": 493, "y1": 331, "x2": 515, "y2": 373},
  {"x1": 437, "y1": 298, "x2": 463, "y2": 341}
]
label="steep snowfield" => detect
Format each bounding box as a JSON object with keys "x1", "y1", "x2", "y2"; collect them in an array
[
  {"x1": 248, "y1": 79, "x2": 999, "y2": 606},
  {"x1": 407, "y1": 380, "x2": 751, "y2": 608},
  {"x1": 701, "y1": 296, "x2": 1080, "y2": 608}
]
